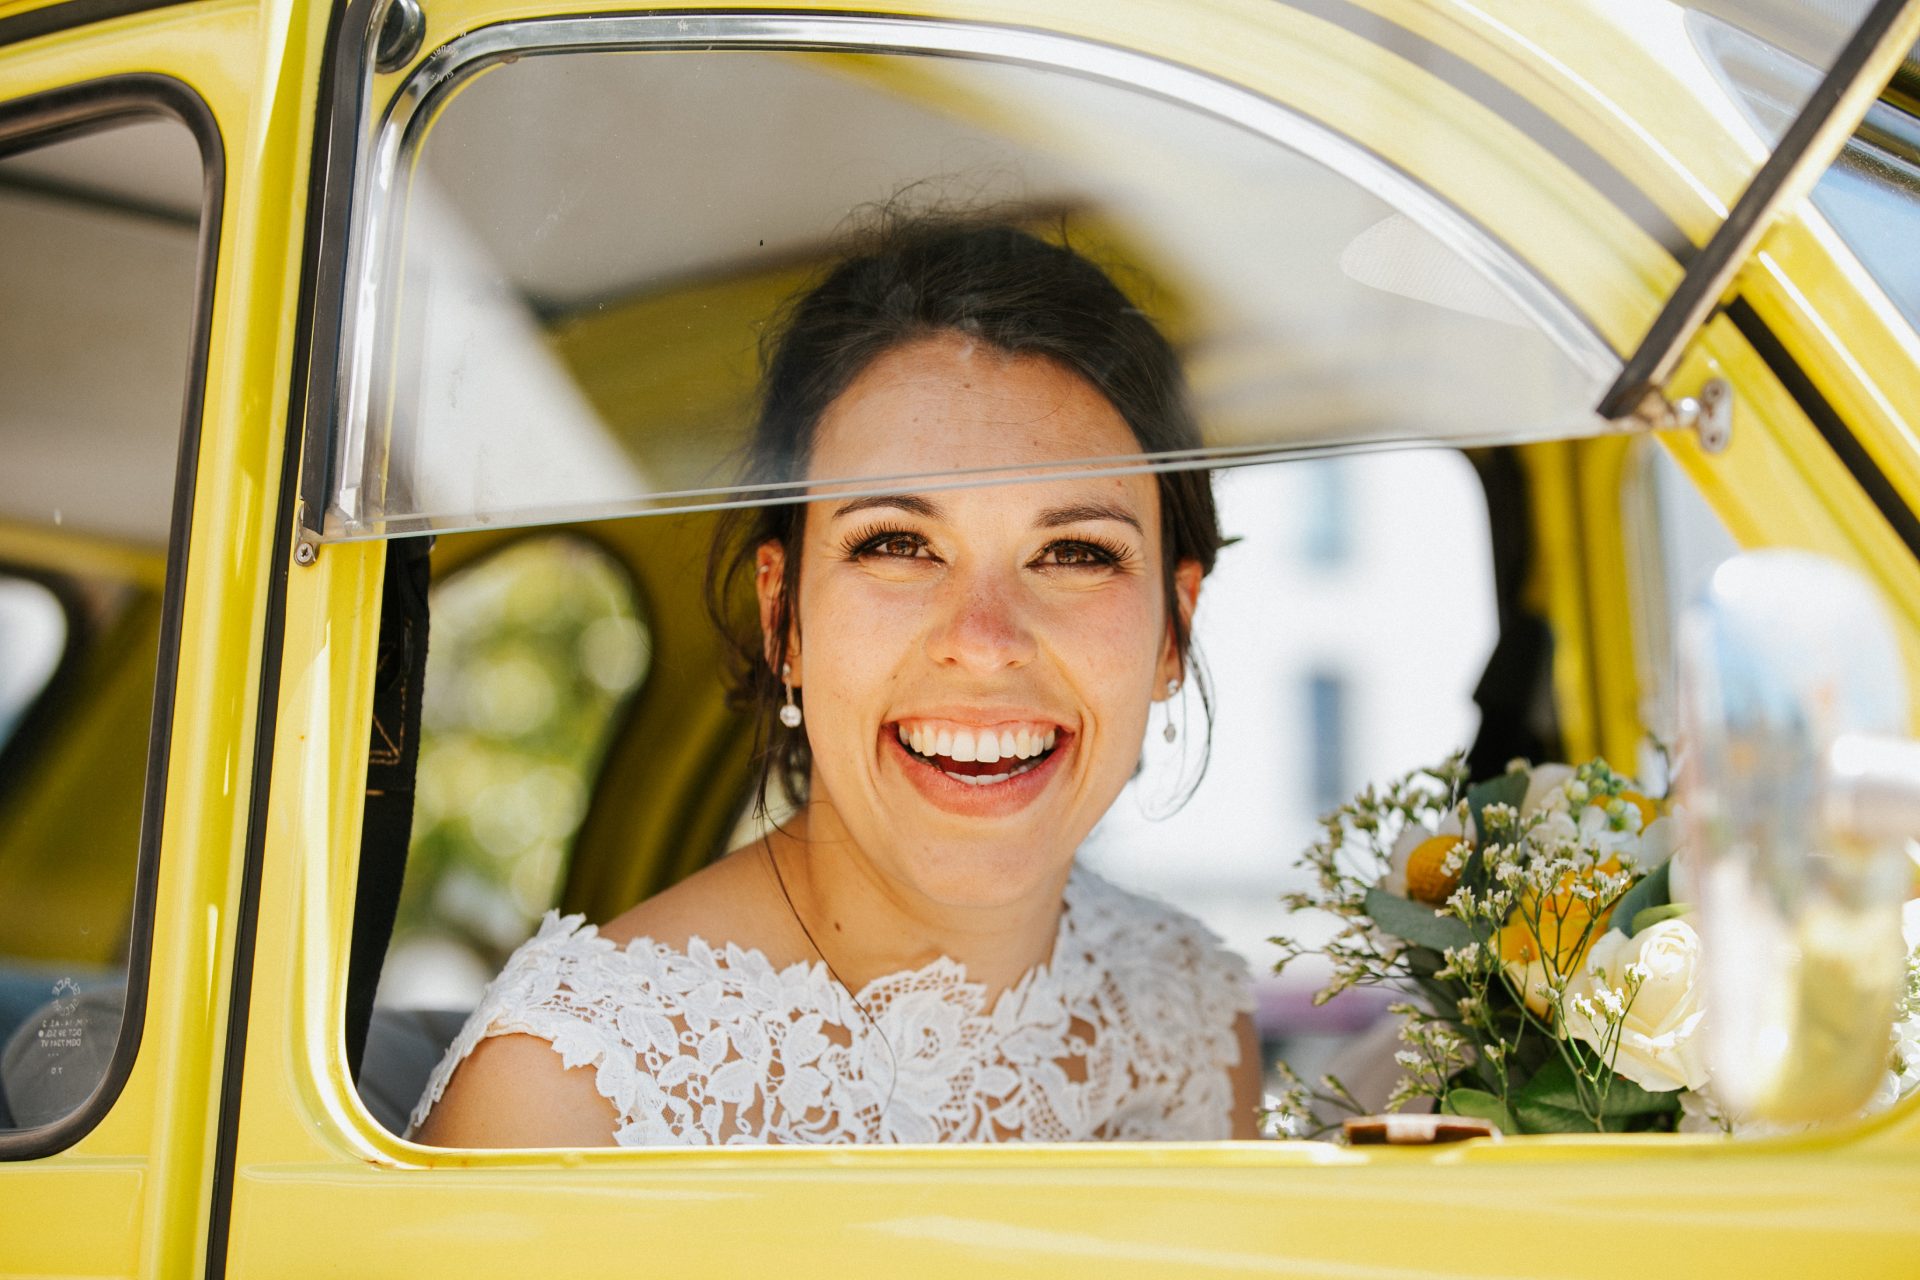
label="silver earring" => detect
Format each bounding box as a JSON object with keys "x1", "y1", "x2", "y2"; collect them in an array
[
  {"x1": 779, "y1": 662, "x2": 803, "y2": 729},
  {"x1": 1163, "y1": 678, "x2": 1180, "y2": 742}
]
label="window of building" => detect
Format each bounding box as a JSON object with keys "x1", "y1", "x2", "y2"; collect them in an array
[{"x1": 1304, "y1": 671, "x2": 1351, "y2": 814}]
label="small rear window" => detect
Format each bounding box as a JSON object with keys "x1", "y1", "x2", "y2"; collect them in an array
[{"x1": 0, "y1": 107, "x2": 209, "y2": 1147}]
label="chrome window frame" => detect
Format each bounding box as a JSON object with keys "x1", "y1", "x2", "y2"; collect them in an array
[{"x1": 314, "y1": 10, "x2": 1625, "y2": 542}]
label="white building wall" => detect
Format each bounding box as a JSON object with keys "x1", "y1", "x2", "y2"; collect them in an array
[{"x1": 1082, "y1": 450, "x2": 1498, "y2": 997}]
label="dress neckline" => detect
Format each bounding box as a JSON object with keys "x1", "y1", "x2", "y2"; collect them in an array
[{"x1": 561, "y1": 864, "x2": 1088, "y2": 1012}]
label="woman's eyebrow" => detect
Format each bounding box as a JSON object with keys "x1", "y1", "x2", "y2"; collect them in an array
[
  {"x1": 832, "y1": 493, "x2": 941, "y2": 520},
  {"x1": 1037, "y1": 501, "x2": 1142, "y2": 533}
]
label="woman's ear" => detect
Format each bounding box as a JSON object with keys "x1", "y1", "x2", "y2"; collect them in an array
[
  {"x1": 752, "y1": 537, "x2": 791, "y2": 679},
  {"x1": 1157, "y1": 557, "x2": 1203, "y2": 693}
]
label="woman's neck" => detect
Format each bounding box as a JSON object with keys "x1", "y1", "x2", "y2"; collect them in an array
[{"x1": 760, "y1": 806, "x2": 1070, "y2": 1001}]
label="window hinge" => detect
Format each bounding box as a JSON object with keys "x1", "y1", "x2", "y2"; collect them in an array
[{"x1": 1615, "y1": 376, "x2": 1733, "y2": 454}]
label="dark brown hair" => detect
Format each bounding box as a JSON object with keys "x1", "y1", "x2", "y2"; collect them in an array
[{"x1": 707, "y1": 212, "x2": 1225, "y2": 817}]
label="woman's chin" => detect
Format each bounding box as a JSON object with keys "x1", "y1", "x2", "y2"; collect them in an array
[{"x1": 892, "y1": 845, "x2": 1072, "y2": 912}]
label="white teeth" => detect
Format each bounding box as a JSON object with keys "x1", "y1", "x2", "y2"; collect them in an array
[{"x1": 897, "y1": 722, "x2": 1061, "y2": 761}]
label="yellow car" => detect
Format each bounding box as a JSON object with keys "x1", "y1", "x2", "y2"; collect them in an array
[{"x1": 4, "y1": 0, "x2": 1920, "y2": 1275}]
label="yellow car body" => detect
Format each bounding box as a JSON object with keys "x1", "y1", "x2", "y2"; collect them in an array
[{"x1": 3, "y1": 0, "x2": 1920, "y2": 1275}]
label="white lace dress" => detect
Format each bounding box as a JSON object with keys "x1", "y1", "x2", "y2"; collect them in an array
[{"x1": 409, "y1": 865, "x2": 1255, "y2": 1145}]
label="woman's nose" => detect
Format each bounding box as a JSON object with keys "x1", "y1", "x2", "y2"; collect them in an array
[{"x1": 925, "y1": 567, "x2": 1038, "y2": 672}]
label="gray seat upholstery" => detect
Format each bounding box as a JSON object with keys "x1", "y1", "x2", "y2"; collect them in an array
[{"x1": 356, "y1": 1005, "x2": 471, "y2": 1135}]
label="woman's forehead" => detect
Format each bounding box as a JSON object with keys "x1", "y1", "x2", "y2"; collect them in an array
[{"x1": 808, "y1": 334, "x2": 1145, "y2": 479}]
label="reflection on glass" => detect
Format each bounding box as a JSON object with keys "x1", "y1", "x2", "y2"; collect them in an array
[
  {"x1": 0, "y1": 578, "x2": 65, "y2": 749},
  {"x1": 331, "y1": 44, "x2": 1616, "y2": 538}
]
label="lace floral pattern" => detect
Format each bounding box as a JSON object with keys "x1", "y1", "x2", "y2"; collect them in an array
[{"x1": 409, "y1": 866, "x2": 1254, "y2": 1145}]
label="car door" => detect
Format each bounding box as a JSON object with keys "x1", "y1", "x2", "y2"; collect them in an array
[
  {"x1": 212, "y1": 1, "x2": 1920, "y2": 1278},
  {"x1": 0, "y1": 2, "x2": 320, "y2": 1277}
]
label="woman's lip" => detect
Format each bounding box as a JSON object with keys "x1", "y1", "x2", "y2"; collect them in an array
[{"x1": 881, "y1": 724, "x2": 1070, "y2": 818}]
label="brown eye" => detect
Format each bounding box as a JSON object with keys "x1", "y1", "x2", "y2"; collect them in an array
[
  {"x1": 873, "y1": 535, "x2": 924, "y2": 558},
  {"x1": 1038, "y1": 539, "x2": 1122, "y2": 568}
]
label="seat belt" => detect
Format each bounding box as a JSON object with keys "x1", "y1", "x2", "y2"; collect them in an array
[{"x1": 345, "y1": 535, "x2": 432, "y2": 1083}]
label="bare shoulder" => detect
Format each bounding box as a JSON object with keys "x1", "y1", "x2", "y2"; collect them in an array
[
  {"x1": 413, "y1": 1033, "x2": 619, "y2": 1148},
  {"x1": 598, "y1": 840, "x2": 796, "y2": 957}
]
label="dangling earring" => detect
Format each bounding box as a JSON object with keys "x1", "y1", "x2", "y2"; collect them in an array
[
  {"x1": 779, "y1": 661, "x2": 803, "y2": 729},
  {"x1": 1163, "y1": 677, "x2": 1181, "y2": 742}
]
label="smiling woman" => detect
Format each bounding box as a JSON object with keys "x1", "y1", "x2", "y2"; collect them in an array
[{"x1": 408, "y1": 216, "x2": 1260, "y2": 1147}]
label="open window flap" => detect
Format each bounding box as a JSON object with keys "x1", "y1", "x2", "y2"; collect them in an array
[
  {"x1": 1599, "y1": 0, "x2": 1920, "y2": 423},
  {"x1": 304, "y1": 19, "x2": 1638, "y2": 545}
]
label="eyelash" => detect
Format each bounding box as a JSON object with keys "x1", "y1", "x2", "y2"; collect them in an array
[{"x1": 840, "y1": 525, "x2": 1132, "y2": 570}]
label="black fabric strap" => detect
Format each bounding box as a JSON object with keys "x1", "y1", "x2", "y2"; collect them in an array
[
  {"x1": 1466, "y1": 450, "x2": 1560, "y2": 780},
  {"x1": 345, "y1": 536, "x2": 432, "y2": 1082}
]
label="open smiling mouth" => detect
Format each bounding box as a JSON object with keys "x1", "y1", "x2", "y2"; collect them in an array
[{"x1": 892, "y1": 722, "x2": 1061, "y2": 787}]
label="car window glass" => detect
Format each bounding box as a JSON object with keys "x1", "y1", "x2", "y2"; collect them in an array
[
  {"x1": 1622, "y1": 440, "x2": 1742, "y2": 761},
  {"x1": 0, "y1": 113, "x2": 204, "y2": 1136},
  {"x1": 322, "y1": 39, "x2": 1620, "y2": 540},
  {"x1": 1081, "y1": 451, "x2": 1497, "y2": 1107},
  {"x1": 1813, "y1": 96, "x2": 1920, "y2": 333},
  {"x1": 355, "y1": 535, "x2": 648, "y2": 1135},
  {"x1": 375, "y1": 536, "x2": 650, "y2": 1012}
]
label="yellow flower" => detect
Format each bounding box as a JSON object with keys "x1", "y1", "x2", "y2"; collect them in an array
[
  {"x1": 1498, "y1": 856, "x2": 1623, "y2": 1017},
  {"x1": 1381, "y1": 810, "x2": 1471, "y2": 904},
  {"x1": 1402, "y1": 835, "x2": 1466, "y2": 906}
]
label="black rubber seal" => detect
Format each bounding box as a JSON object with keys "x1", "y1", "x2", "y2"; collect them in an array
[
  {"x1": 0, "y1": 74, "x2": 224, "y2": 1163},
  {"x1": 1726, "y1": 296, "x2": 1920, "y2": 564}
]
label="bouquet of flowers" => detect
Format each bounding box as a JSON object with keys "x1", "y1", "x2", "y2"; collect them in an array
[{"x1": 1267, "y1": 755, "x2": 1920, "y2": 1137}]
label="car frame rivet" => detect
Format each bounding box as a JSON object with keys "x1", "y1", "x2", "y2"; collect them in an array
[{"x1": 374, "y1": 0, "x2": 427, "y2": 73}]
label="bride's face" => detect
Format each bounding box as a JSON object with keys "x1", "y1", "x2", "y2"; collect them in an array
[{"x1": 760, "y1": 333, "x2": 1199, "y2": 908}]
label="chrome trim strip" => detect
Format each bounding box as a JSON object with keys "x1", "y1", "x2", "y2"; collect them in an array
[{"x1": 330, "y1": 10, "x2": 1622, "y2": 539}]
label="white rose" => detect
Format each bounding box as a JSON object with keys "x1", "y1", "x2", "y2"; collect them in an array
[{"x1": 1567, "y1": 920, "x2": 1709, "y2": 1092}]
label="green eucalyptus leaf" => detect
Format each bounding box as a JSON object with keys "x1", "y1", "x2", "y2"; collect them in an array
[
  {"x1": 1511, "y1": 1057, "x2": 1683, "y2": 1132},
  {"x1": 1363, "y1": 887, "x2": 1473, "y2": 952},
  {"x1": 1509, "y1": 1059, "x2": 1592, "y2": 1134},
  {"x1": 1612, "y1": 861, "x2": 1671, "y2": 937},
  {"x1": 1629, "y1": 902, "x2": 1690, "y2": 934},
  {"x1": 1597, "y1": 1074, "x2": 1685, "y2": 1119},
  {"x1": 1442, "y1": 1087, "x2": 1516, "y2": 1134}
]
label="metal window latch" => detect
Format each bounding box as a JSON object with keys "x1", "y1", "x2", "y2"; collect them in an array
[{"x1": 1615, "y1": 376, "x2": 1733, "y2": 454}]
